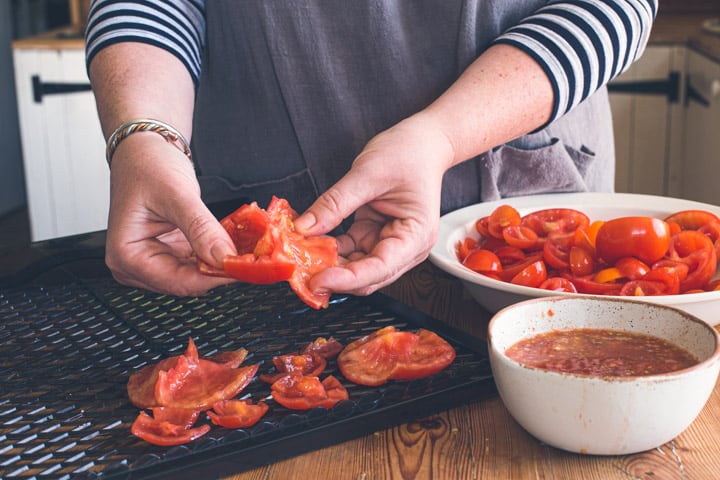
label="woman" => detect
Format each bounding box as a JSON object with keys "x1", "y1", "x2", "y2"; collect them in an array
[{"x1": 85, "y1": 0, "x2": 657, "y2": 298}]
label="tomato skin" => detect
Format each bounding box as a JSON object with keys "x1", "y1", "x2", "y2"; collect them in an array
[
  {"x1": 337, "y1": 326, "x2": 455, "y2": 387},
  {"x1": 502, "y1": 225, "x2": 539, "y2": 249},
  {"x1": 664, "y1": 210, "x2": 720, "y2": 230},
  {"x1": 595, "y1": 217, "x2": 671, "y2": 265},
  {"x1": 463, "y1": 249, "x2": 502, "y2": 274},
  {"x1": 569, "y1": 246, "x2": 595, "y2": 277},
  {"x1": 510, "y1": 260, "x2": 547, "y2": 288},
  {"x1": 488, "y1": 205, "x2": 522, "y2": 239}
]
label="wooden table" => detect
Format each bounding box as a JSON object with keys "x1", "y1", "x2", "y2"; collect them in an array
[{"x1": 225, "y1": 261, "x2": 720, "y2": 480}]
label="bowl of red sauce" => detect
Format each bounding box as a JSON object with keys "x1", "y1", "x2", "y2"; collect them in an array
[{"x1": 487, "y1": 295, "x2": 720, "y2": 455}]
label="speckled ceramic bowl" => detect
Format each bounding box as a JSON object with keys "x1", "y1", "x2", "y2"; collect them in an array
[{"x1": 487, "y1": 296, "x2": 720, "y2": 455}]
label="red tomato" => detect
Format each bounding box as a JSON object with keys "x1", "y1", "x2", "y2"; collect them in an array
[
  {"x1": 502, "y1": 225, "x2": 539, "y2": 249},
  {"x1": 564, "y1": 273, "x2": 623, "y2": 295},
  {"x1": 668, "y1": 230, "x2": 717, "y2": 292},
  {"x1": 259, "y1": 352, "x2": 327, "y2": 383},
  {"x1": 543, "y1": 236, "x2": 570, "y2": 271},
  {"x1": 337, "y1": 326, "x2": 456, "y2": 386},
  {"x1": 199, "y1": 196, "x2": 338, "y2": 309},
  {"x1": 510, "y1": 260, "x2": 547, "y2": 288},
  {"x1": 614, "y1": 257, "x2": 650, "y2": 280},
  {"x1": 539, "y1": 277, "x2": 578, "y2": 293},
  {"x1": 595, "y1": 217, "x2": 671, "y2": 265},
  {"x1": 664, "y1": 210, "x2": 720, "y2": 230},
  {"x1": 127, "y1": 337, "x2": 258, "y2": 410},
  {"x1": 456, "y1": 237, "x2": 479, "y2": 262},
  {"x1": 207, "y1": 399, "x2": 269, "y2": 429},
  {"x1": 488, "y1": 205, "x2": 522, "y2": 239},
  {"x1": 493, "y1": 246, "x2": 527, "y2": 264},
  {"x1": 131, "y1": 408, "x2": 210, "y2": 446},
  {"x1": 619, "y1": 279, "x2": 669, "y2": 296},
  {"x1": 521, "y1": 208, "x2": 590, "y2": 237},
  {"x1": 569, "y1": 246, "x2": 595, "y2": 277},
  {"x1": 271, "y1": 374, "x2": 349, "y2": 410},
  {"x1": 498, "y1": 252, "x2": 544, "y2": 282},
  {"x1": 463, "y1": 249, "x2": 503, "y2": 274},
  {"x1": 302, "y1": 336, "x2": 344, "y2": 359}
]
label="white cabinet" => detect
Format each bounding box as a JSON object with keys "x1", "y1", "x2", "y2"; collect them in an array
[
  {"x1": 608, "y1": 45, "x2": 686, "y2": 197},
  {"x1": 681, "y1": 49, "x2": 720, "y2": 206},
  {"x1": 13, "y1": 38, "x2": 109, "y2": 242}
]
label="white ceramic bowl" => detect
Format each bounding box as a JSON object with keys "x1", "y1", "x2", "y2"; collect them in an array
[
  {"x1": 429, "y1": 192, "x2": 720, "y2": 325},
  {"x1": 488, "y1": 295, "x2": 720, "y2": 455}
]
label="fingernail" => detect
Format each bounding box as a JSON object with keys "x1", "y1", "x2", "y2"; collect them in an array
[{"x1": 294, "y1": 212, "x2": 316, "y2": 232}]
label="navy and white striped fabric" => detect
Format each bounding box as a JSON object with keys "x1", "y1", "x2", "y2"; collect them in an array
[{"x1": 85, "y1": 0, "x2": 657, "y2": 123}]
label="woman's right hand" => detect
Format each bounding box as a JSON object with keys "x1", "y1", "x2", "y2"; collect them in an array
[{"x1": 104, "y1": 133, "x2": 237, "y2": 296}]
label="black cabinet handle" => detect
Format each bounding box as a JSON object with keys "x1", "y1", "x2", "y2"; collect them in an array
[
  {"x1": 607, "y1": 71, "x2": 680, "y2": 103},
  {"x1": 32, "y1": 74, "x2": 91, "y2": 103}
]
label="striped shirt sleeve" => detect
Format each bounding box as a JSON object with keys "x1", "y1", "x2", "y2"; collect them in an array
[
  {"x1": 85, "y1": 0, "x2": 206, "y2": 84},
  {"x1": 494, "y1": 0, "x2": 658, "y2": 123}
]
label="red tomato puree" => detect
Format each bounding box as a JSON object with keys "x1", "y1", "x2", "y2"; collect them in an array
[{"x1": 505, "y1": 328, "x2": 698, "y2": 376}]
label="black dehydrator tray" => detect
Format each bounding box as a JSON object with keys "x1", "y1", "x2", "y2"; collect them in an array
[{"x1": 0, "y1": 257, "x2": 495, "y2": 479}]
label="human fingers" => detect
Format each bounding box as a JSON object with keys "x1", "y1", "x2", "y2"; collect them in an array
[{"x1": 310, "y1": 217, "x2": 433, "y2": 296}]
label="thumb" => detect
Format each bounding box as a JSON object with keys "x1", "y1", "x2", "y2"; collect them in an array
[
  {"x1": 176, "y1": 202, "x2": 237, "y2": 269},
  {"x1": 295, "y1": 175, "x2": 370, "y2": 236}
]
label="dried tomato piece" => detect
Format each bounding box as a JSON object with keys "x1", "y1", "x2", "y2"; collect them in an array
[
  {"x1": 207, "y1": 399, "x2": 269, "y2": 429},
  {"x1": 130, "y1": 408, "x2": 210, "y2": 446},
  {"x1": 271, "y1": 374, "x2": 349, "y2": 410},
  {"x1": 127, "y1": 338, "x2": 258, "y2": 410}
]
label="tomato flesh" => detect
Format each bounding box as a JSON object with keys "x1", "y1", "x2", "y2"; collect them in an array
[
  {"x1": 199, "y1": 196, "x2": 338, "y2": 309},
  {"x1": 337, "y1": 326, "x2": 456, "y2": 386}
]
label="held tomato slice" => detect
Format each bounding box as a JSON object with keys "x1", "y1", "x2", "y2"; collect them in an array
[
  {"x1": 595, "y1": 216, "x2": 671, "y2": 265},
  {"x1": 206, "y1": 399, "x2": 269, "y2": 429},
  {"x1": 199, "y1": 196, "x2": 339, "y2": 309},
  {"x1": 337, "y1": 326, "x2": 456, "y2": 387}
]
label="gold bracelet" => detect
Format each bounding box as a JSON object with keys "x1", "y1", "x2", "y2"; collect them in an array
[{"x1": 105, "y1": 118, "x2": 192, "y2": 167}]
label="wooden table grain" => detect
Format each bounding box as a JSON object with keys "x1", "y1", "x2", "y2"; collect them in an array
[{"x1": 226, "y1": 261, "x2": 720, "y2": 480}]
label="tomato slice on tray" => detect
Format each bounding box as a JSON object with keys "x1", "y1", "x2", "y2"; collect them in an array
[
  {"x1": 130, "y1": 408, "x2": 210, "y2": 446},
  {"x1": 270, "y1": 374, "x2": 349, "y2": 410},
  {"x1": 199, "y1": 196, "x2": 338, "y2": 309},
  {"x1": 127, "y1": 337, "x2": 258, "y2": 410},
  {"x1": 337, "y1": 326, "x2": 456, "y2": 386},
  {"x1": 207, "y1": 399, "x2": 269, "y2": 429}
]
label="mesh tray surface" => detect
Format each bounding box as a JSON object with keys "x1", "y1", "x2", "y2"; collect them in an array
[{"x1": 0, "y1": 264, "x2": 494, "y2": 479}]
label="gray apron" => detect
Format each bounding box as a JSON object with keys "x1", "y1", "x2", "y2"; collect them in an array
[{"x1": 191, "y1": 0, "x2": 614, "y2": 220}]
